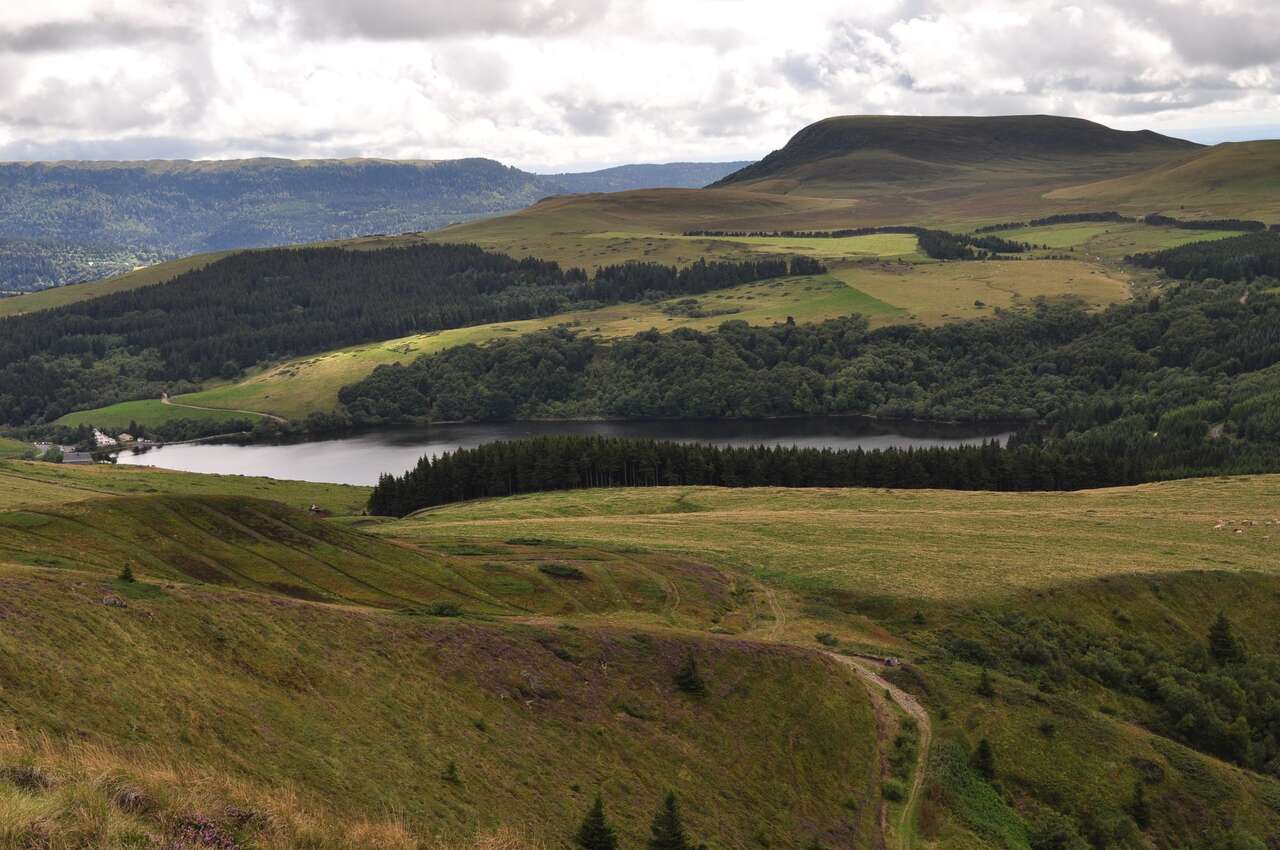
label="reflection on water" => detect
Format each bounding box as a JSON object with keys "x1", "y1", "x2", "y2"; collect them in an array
[{"x1": 116, "y1": 418, "x2": 1013, "y2": 486}]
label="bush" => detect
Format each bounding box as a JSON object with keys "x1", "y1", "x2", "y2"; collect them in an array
[
  {"x1": 674, "y1": 655, "x2": 706, "y2": 695},
  {"x1": 404, "y1": 601, "x2": 463, "y2": 617},
  {"x1": 814, "y1": 632, "x2": 839, "y2": 647},
  {"x1": 539, "y1": 563, "x2": 587, "y2": 580},
  {"x1": 882, "y1": 779, "x2": 906, "y2": 802}
]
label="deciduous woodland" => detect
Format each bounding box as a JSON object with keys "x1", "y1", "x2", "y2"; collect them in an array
[{"x1": 343, "y1": 268, "x2": 1280, "y2": 456}]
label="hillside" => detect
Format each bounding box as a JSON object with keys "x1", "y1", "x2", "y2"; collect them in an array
[
  {"x1": 6, "y1": 451, "x2": 1280, "y2": 846},
  {"x1": 1048, "y1": 140, "x2": 1280, "y2": 220},
  {"x1": 431, "y1": 116, "x2": 1224, "y2": 257},
  {"x1": 0, "y1": 157, "x2": 746, "y2": 291},
  {"x1": 0, "y1": 563, "x2": 876, "y2": 849},
  {"x1": 377, "y1": 479, "x2": 1280, "y2": 848},
  {"x1": 712, "y1": 115, "x2": 1198, "y2": 190}
]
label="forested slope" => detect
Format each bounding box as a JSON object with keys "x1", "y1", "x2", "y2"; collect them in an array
[{"x1": 0, "y1": 243, "x2": 813, "y2": 424}]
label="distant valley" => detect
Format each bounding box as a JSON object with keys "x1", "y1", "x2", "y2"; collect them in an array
[{"x1": 0, "y1": 157, "x2": 748, "y2": 290}]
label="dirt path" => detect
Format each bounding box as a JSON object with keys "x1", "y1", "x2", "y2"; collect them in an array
[
  {"x1": 830, "y1": 653, "x2": 932, "y2": 850},
  {"x1": 161, "y1": 393, "x2": 286, "y2": 424}
]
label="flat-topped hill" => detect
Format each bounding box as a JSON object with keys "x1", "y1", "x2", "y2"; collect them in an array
[{"x1": 713, "y1": 114, "x2": 1199, "y2": 189}]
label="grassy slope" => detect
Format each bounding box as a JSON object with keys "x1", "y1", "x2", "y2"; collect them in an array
[
  {"x1": 0, "y1": 458, "x2": 368, "y2": 514},
  {"x1": 1048, "y1": 140, "x2": 1280, "y2": 221},
  {"x1": 6, "y1": 459, "x2": 1280, "y2": 846},
  {"x1": 0, "y1": 564, "x2": 877, "y2": 850},
  {"x1": 376, "y1": 479, "x2": 1280, "y2": 847},
  {"x1": 0, "y1": 437, "x2": 33, "y2": 459},
  {"x1": 375, "y1": 477, "x2": 1280, "y2": 603},
  {"x1": 0, "y1": 251, "x2": 234, "y2": 318}
]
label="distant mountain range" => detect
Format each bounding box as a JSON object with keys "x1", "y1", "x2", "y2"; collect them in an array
[{"x1": 0, "y1": 157, "x2": 749, "y2": 290}]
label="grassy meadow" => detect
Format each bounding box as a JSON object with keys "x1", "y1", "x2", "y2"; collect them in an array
[
  {"x1": 376, "y1": 477, "x2": 1280, "y2": 604},
  {"x1": 0, "y1": 458, "x2": 368, "y2": 514}
]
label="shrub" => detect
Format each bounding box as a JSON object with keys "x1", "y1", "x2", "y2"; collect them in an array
[
  {"x1": 539, "y1": 563, "x2": 587, "y2": 580},
  {"x1": 674, "y1": 655, "x2": 706, "y2": 695},
  {"x1": 882, "y1": 779, "x2": 906, "y2": 802},
  {"x1": 814, "y1": 632, "x2": 839, "y2": 647},
  {"x1": 973, "y1": 738, "x2": 996, "y2": 780}
]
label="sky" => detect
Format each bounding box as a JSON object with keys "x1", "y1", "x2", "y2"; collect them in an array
[{"x1": 0, "y1": 0, "x2": 1277, "y2": 171}]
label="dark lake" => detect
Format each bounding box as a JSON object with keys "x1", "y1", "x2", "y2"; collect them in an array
[{"x1": 115, "y1": 418, "x2": 1014, "y2": 486}]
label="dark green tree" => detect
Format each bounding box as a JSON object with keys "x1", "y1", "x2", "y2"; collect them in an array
[
  {"x1": 976, "y1": 668, "x2": 996, "y2": 698},
  {"x1": 973, "y1": 738, "x2": 996, "y2": 780},
  {"x1": 649, "y1": 791, "x2": 689, "y2": 850},
  {"x1": 1129, "y1": 779, "x2": 1151, "y2": 830},
  {"x1": 1209, "y1": 611, "x2": 1245, "y2": 663},
  {"x1": 575, "y1": 793, "x2": 618, "y2": 850},
  {"x1": 118, "y1": 563, "x2": 135, "y2": 583},
  {"x1": 674, "y1": 655, "x2": 705, "y2": 695}
]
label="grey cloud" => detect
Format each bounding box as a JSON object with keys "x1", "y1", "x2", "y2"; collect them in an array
[
  {"x1": 777, "y1": 54, "x2": 826, "y2": 91},
  {"x1": 1123, "y1": 1, "x2": 1280, "y2": 70},
  {"x1": 283, "y1": 0, "x2": 616, "y2": 40},
  {"x1": 435, "y1": 47, "x2": 512, "y2": 94},
  {"x1": 0, "y1": 17, "x2": 191, "y2": 53},
  {"x1": 553, "y1": 98, "x2": 619, "y2": 135}
]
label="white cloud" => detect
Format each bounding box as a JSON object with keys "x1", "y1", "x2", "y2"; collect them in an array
[{"x1": 0, "y1": 0, "x2": 1276, "y2": 169}]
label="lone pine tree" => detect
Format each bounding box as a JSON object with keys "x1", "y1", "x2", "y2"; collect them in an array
[
  {"x1": 575, "y1": 794, "x2": 618, "y2": 850},
  {"x1": 649, "y1": 791, "x2": 690, "y2": 850}
]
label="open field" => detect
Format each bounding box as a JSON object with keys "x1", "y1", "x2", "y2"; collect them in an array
[
  {"x1": 376, "y1": 477, "x2": 1280, "y2": 603},
  {"x1": 994, "y1": 221, "x2": 1245, "y2": 260},
  {"x1": 55, "y1": 396, "x2": 270, "y2": 429},
  {"x1": 580, "y1": 230, "x2": 926, "y2": 262},
  {"x1": 833, "y1": 258, "x2": 1130, "y2": 325},
  {"x1": 0, "y1": 458, "x2": 368, "y2": 513}
]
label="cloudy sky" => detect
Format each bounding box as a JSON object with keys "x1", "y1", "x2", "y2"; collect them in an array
[{"x1": 0, "y1": 0, "x2": 1276, "y2": 170}]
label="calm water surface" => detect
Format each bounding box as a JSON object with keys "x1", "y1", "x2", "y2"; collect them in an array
[{"x1": 115, "y1": 418, "x2": 1013, "y2": 486}]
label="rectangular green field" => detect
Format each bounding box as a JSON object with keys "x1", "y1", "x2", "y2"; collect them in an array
[{"x1": 56, "y1": 398, "x2": 262, "y2": 429}]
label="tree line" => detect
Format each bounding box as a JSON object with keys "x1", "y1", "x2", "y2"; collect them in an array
[
  {"x1": 680, "y1": 226, "x2": 1029, "y2": 260},
  {"x1": 0, "y1": 243, "x2": 819, "y2": 425},
  {"x1": 364, "y1": 432, "x2": 1280, "y2": 517},
  {"x1": 1128, "y1": 232, "x2": 1280, "y2": 282},
  {"x1": 974, "y1": 211, "x2": 1132, "y2": 233},
  {"x1": 1142, "y1": 213, "x2": 1267, "y2": 232}
]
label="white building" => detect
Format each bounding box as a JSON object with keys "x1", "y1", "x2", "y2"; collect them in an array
[{"x1": 92, "y1": 429, "x2": 118, "y2": 448}]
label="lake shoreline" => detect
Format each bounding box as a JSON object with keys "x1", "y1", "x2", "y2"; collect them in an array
[{"x1": 115, "y1": 416, "x2": 1016, "y2": 486}]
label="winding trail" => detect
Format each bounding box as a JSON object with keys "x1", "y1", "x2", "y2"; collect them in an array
[
  {"x1": 831, "y1": 653, "x2": 932, "y2": 850},
  {"x1": 161, "y1": 393, "x2": 286, "y2": 424},
  {"x1": 745, "y1": 573, "x2": 927, "y2": 848}
]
